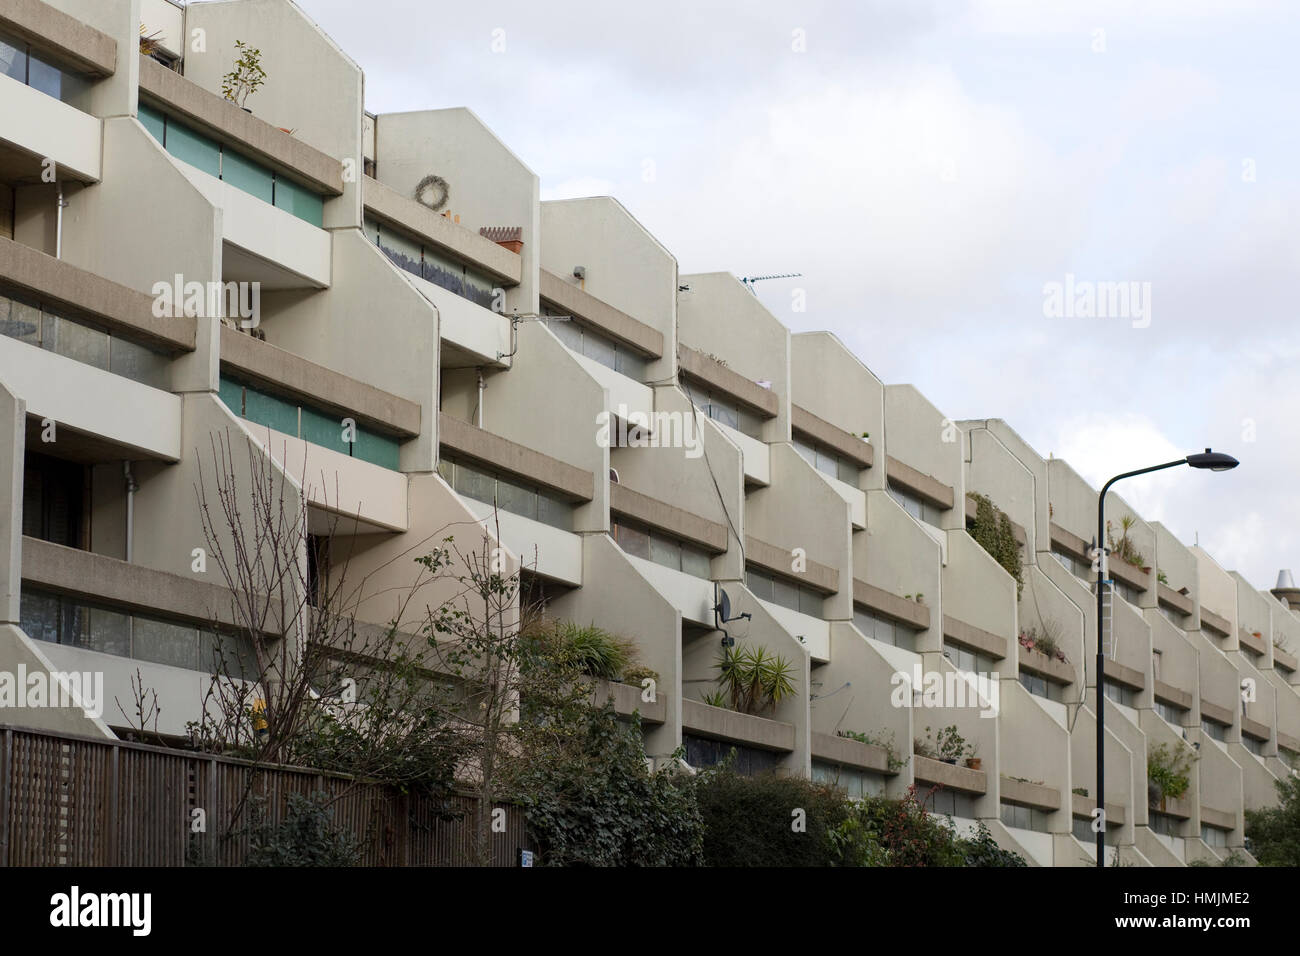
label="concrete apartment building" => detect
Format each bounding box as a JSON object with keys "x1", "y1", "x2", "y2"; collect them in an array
[{"x1": 1, "y1": 0, "x2": 1297, "y2": 866}]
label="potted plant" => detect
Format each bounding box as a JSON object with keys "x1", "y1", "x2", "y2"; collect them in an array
[
  {"x1": 222, "y1": 40, "x2": 267, "y2": 113},
  {"x1": 930, "y1": 724, "x2": 967, "y2": 765},
  {"x1": 964, "y1": 741, "x2": 981, "y2": 770}
]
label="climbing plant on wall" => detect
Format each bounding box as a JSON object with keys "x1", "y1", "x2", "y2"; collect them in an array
[{"x1": 966, "y1": 492, "x2": 1023, "y2": 598}]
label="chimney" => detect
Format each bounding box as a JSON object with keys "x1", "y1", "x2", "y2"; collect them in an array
[
  {"x1": 480, "y1": 225, "x2": 523, "y2": 255},
  {"x1": 1272, "y1": 569, "x2": 1300, "y2": 610}
]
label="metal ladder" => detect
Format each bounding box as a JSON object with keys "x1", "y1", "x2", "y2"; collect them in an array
[{"x1": 1099, "y1": 577, "x2": 1117, "y2": 660}]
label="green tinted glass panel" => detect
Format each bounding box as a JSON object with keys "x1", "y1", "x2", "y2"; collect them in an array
[
  {"x1": 218, "y1": 376, "x2": 244, "y2": 415},
  {"x1": 300, "y1": 405, "x2": 349, "y2": 455},
  {"x1": 138, "y1": 102, "x2": 166, "y2": 143},
  {"x1": 352, "y1": 427, "x2": 399, "y2": 470},
  {"x1": 242, "y1": 385, "x2": 299, "y2": 436},
  {"x1": 274, "y1": 175, "x2": 324, "y2": 227},
  {"x1": 222, "y1": 148, "x2": 274, "y2": 203},
  {"x1": 165, "y1": 120, "x2": 221, "y2": 177},
  {"x1": 133, "y1": 618, "x2": 198, "y2": 669}
]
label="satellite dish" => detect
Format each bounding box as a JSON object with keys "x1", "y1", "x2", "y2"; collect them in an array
[{"x1": 717, "y1": 588, "x2": 732, "y2": 622}]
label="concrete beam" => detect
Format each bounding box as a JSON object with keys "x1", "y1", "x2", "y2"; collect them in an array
[
  {"x1": 792, "y1": 403, "x2": 872, "y2": 468},
  {"x1": 610, "y1": 483, "x2": 727, "y2": 552},
  {"x1": 811, "y1": 731, "x2": 895, "y2": 774},
  {"x1": 0, "y1": 0, "x2": 116, "y2": 77},
  {"x1": 438, "y1": 412, "x2": 594, "y2": 501},
  {"x1": 1000, "y1": 775, "x2": 1061, "y2": 811},
  {"x1": 220, "y1": 326, "x2": 419, "y2": 438},
  {"x1": 681, "y1": 699, "x2": 796, "y2": 752},
  {"x1": 745, "y1": 534, "x2": 838, "y2": 594},
  {"x1": 540, "y1": 269, "x2": 663, "y2": 358},
  {"x1": 676, "y1": 344, "x2": 779, "y2": 418},
  {"x1": 913, "y1": 754, "x2": 987, "y2": 793},
  {"x1": 0, "y1": 237, "x2": 195, "y2": 353},
  {"x1": 20, "y1": 536, "x2": 281, "y2": 635},
  {"x1": 139, "y1": 55, "x2": 344, "y2": 195},
  {"x1": 886, "y1": 455, "x2": 954, "y2": 511},
  {"x1": 363, "y1": 176, "x2": 523, "y2": 285},
  {"x1": 852, "y1": 578, "x2": 931, "y2": 631},
  {"x1": 1153, "y1": 679, "x2": 1193, "y2": 712},
  {"x1": 943, "y1": 614, "x2": 1008, "y2": 660}
]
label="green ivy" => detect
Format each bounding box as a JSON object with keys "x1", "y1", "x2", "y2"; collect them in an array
[
  {"x1": 1245, "y1": 774, "x2": 1300, "y2": 866},
  {"x1": 967, "y1": 492, "x2": 1023, "y2": 597},
  {"x1": 241, "y1": 791, "x2": 362, "y2": 867},
  {"x1": 508, "y1": 703, "x2": 704, "y2": 866}
]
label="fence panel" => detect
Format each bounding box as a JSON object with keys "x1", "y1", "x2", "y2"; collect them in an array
[{"x1": 0, "y1": 727, "x2": 533, "y2": 866}]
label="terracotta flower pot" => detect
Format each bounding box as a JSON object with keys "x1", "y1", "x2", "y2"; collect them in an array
[{"x1": 965, "y1": 758, "x2": 982, "y2": 770}]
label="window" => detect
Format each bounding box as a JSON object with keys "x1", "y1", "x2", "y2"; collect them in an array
[
  {"x1": 363, "y1": 216, "x2": 497, "y2": 309},
  {"x1": 1018, "y1": 670, "x2": 1064, "y2": 702},
  {"x1": 746, "y1": 566, "x2": 825, "y2": 616},
  {"x1": 1115, "y1": 580, "x2": 1140, "y2": 605},
  {"x1": 853, "y1": 605, "x2": 918, "y2": 651},
  {"x1": 943, "y1": 641, "x2": 995, "y2": 675},
  {"x1": 1153, "y1": 700, "x2": 1185, "y2": 726},
  {"x1": 1055, "y1": 547, "x2": 1096, "y2": 580},
  {"x1": 0, "y1": 30, "x2": 90, "y2": 108},
  {"x1": 141, "y1": 103, "x2": 325, "y2": 226},
  {"x1": 438, "y1": 456, "x2": 573, "y2": 531},
  {"x1": 1149, "y1": 811, "x2": 1179, "y2": 836},
  {"x1": 1159, "y1": 604, "x2": 1188, "y2": 627},
  {"x1": 20, "y1": 588, "x2": 254, "y2": 678},
  {"x1": 793, "y1": 435, "x2": 860, "y2": 485},
  {"x1": 22, "y1": 453, "x2": 85, "y2": 549},
  {"x1": 1201, "y1": 824, "x2": 1229, "y2": 848},
  {"x1": 685, "y1": 384, "x2": 766, "y2": 439},
  {"x1": 1001, "y1": 802, "x2": 1051, "y2": 833},
  {"x1": 684, "y1": 735, "x2": 777, "y2": 775},
  {"x1": 1073, "y1": 815, "x2": 1118, "y2": 845},
  {"x1": 888, "y1": 485, "x2": 944, "y2": 526},
  {"x1": 1103, "y1": 678, "x2": 1136, "y2": 708},
  {"x1": 221, "y1": 375, "x2": 401, "y2": 469},
  {"x1": 1, "y1": 292, "x2": 171, "y2": 389},
  {"x1": 1242, "y1": 735, "x2": 1265, "y2": 756},
  {"x1": 921, "y1": 788, "x2": 977, "y2": 819},
  {"x1": 813, "y1": 761, "x2": 887, "y2": 799},
  {"x1": 1201, "y1": 719, "x2": 1227, "y2": 742},
  {"x1": 540, "y1": 311, "x2": 650, "y2": 380},
  {"x1": 610, "y1": 518, "x2": 712, "y2": 578}
]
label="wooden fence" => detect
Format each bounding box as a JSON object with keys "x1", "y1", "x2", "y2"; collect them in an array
[{"x1": 0, "y1": 725, "x2": 532, "y2": 866}]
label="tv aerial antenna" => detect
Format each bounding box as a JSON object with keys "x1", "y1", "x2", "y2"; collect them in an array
[{"x1": 739, "y1": 273, "x2": 801, "y2": 296}]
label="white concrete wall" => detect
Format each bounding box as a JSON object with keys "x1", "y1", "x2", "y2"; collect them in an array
[
  {"x1": 540, "y1": 196, "x2": 676, "y2": 381},
  {"x1": 183, "y1": 0, "x2": 363, "y2": 228},
  {"x1": 374, "y1": 107, "x2": 539, "y2": 314}
]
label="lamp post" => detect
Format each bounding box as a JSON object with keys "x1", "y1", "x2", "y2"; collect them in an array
[{"x1": 1094, "y1": 448, "x2": 1238, "y2": 867}]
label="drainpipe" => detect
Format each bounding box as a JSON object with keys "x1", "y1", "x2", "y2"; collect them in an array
[
  {"x1": 55, "y1": 184, "x2": 66, "y2": 259},
  {"x1": 123, "y1": 461, "x2": 138, "y2": 562},
  {"x1": 476, "y1": 368, "x2": 485, "y2": 428}
]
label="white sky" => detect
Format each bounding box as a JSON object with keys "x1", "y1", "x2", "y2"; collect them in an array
[{"x1": 296, "y1": 0, "x2": 1298, "y2": 592}]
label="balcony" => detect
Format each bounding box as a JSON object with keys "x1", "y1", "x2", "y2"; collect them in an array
[
  {"x1": 0, "y1": 70, "x2": 100, "y2": 183},
  {"x1": 681, "y1": 699, "x2": 796, "y2": 754},
  {"x1": 462, "y1": 497, "x2": 582, "y2": 586},
  {"x1": 174, "y1": 162, "x2": 331, "y2": 288},
  {"x1": 0, "y1": 335, "x2": 181, "y2": 460}
]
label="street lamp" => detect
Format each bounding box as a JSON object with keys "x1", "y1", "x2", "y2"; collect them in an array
[{"x1": 1093, "y1": 448, "x2": 1238, "y2": 867}]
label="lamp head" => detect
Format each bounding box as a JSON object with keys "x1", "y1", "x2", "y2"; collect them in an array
[{"x1": 1186, "y1": 448, "x2": 1238, "y2": 472}]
